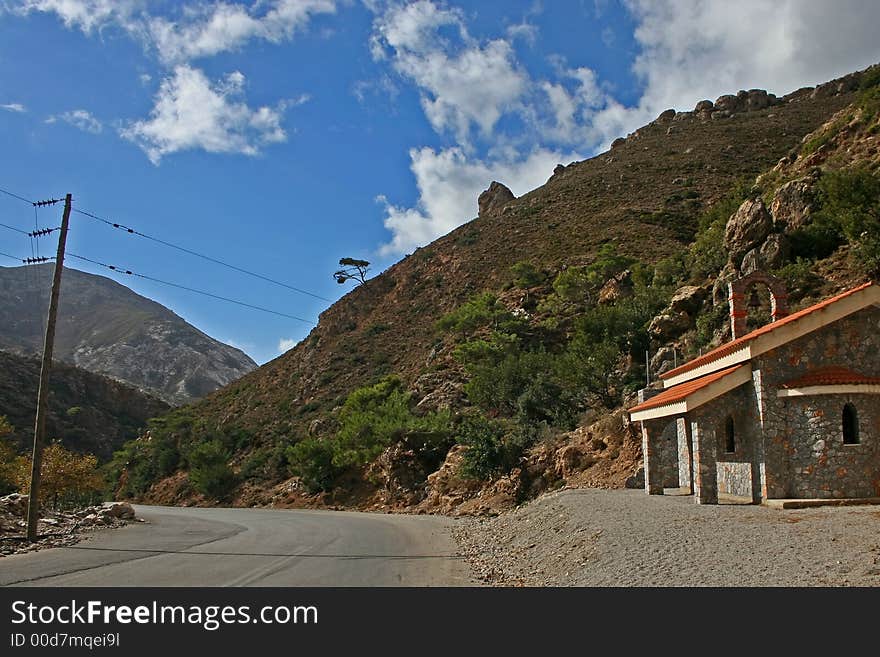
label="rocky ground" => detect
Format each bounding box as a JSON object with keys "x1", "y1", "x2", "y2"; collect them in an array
[
  {"x1": 453, "y1": 488, "x2": 880, "y2": 586},
  {"x1": 0, "y1": 494, "x2": 138, "y2": 557}
]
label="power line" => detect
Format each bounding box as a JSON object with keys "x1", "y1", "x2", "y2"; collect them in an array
[
  {"x1": 0, "y1": 221, "x2": 29, "y2": 235},
  {"x1": 0, "y1": 186, "x2": 34, "y2": 205},
  {"x1": 72, "y1": 206, "x2": 333, "y2": 303},
  {"x1": 67, "y1": 253, "x2": 317, "y2": 325},
  {"x1": 0, "y1": 186, "x2": 63, "y2": 208},
  {"x1": 1, "y1": 182, "x2": 333, "y2": 306}
]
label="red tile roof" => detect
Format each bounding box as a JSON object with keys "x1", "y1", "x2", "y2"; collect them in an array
[
  {"x1": 781, "y1": 366, "x2": 880, "y2": 389},
  {"x1": 661, "y1": 281, "x2": 875, "y2": 380},
  {"x1": 629, "y1": 364, "x2": 746, "y2": 413}
]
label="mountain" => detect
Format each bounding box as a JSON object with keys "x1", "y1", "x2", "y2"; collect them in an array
[
  {"x1": 0, "y1": 265, "x2": 257, "y2": 405},
  {"x1": 114, "y1": 64, "x2": 879, "y2": 511},
  {"x1": 0, "y1": 349, "x2": 169, "y2": 461}
]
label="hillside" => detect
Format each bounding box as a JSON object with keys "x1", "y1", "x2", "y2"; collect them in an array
[
  {"x1": 0, "y1": 265, "x2": 257, "y2": 405},
  {"x1": 0, "y1": 349, "x2": 169, "y2": 460},
  {"x1": 114, "y1": 64, "x2": 879, "y2": 511}
]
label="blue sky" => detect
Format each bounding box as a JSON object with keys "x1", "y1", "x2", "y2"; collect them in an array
[{"x1": 1, "y1": 1, "x2": 878, "y2": 364}]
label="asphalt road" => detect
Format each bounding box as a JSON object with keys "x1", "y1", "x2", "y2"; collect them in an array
[{"x1": 0, "y1": 506, "x2": 475, "y2": 587}]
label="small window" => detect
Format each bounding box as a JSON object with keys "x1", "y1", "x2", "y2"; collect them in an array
[
  {"x1": 724, "y1": 416, "x2": 736, "y2": 453},
  {"x1": 843, "y1": 403, "x2": 860, "y2": 445}
]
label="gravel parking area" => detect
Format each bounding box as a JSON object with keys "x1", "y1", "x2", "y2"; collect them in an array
[{"x1": 453, "y1": 488, "x2": 880, "y2": 586}]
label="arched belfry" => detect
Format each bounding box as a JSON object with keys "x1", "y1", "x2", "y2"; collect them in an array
[{"x1": 727, "y1": 271, "x2": 789, "y2": 339}]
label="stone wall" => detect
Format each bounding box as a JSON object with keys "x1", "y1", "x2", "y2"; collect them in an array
[
  {"x1": 690, "y1": 384, "x2": 763, "y2": 503},
  {"x1": 756, "y1": 306, "x2": 880, "y2": 499},
  {"x1": 660, "y1": 420, "x2": 680, "y2": 488}
]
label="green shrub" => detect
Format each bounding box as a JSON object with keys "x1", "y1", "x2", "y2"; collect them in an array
[
  {"x1": 788, "y1": 220, "x2": 844, "y2": 260},
  {"x1": 187, "y1": 439, "x2": 236, "y2": 501},
  {"x1": 809, "y1": 167, "x2": 880, "y2": 275},
  {"x1": 687, "y1": 216, "x2": 727, "y2": 280},
  {"x1": 584, "y1": 243, "x2": 635, "y2": 288},
  {"x1": 286, "y1": 437, "x2": 339, "y2": 492},
  {"x1": 551, "y1": 266, "x2": 591, "y2": 303},
  {"x1": 455, "y1": 415, "x2": 511, "y2": 480},
  {"x1": 687, "y1": 181, "x2": 751, "y2": 280},
  {"x1": 652, "y1": 253, "x2": 688, "y2": 287},
  {"x1": 773, "y1": 258, "x2": 824, "y2": 301},
  {"x1": 695, "y1": 303, "x2": 729, "y2": 349},
  {"x1": 437, "y1": 292, "x2": 526, "y2": 338},
  {"x1": 509, "y1": 261, "x2": 546, "y2": 288}
]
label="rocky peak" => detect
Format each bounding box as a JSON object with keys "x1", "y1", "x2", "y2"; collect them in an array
[
  {"x1": 0, "y1": 265, "x2": 257, "y2": 405},
  {"x1": 478, "y1": 181, "x2": 515, "y2": 218}
]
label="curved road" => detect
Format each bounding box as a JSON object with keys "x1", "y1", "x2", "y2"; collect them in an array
[{"x1": 0, "y1": 506, "x2": 474, "y2": 587}]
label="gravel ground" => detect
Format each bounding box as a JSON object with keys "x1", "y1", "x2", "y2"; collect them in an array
[{"x1": 452, "y1": 488, "x2": 880, "y2": 586}]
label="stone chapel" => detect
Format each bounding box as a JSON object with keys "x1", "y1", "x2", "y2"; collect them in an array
[{"x1": 628, "y1": 273, "x2": 880, "y2": 503}]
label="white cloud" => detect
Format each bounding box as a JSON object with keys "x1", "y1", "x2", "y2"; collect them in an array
[
  {"x1": 0, "y1": 103, "x2": 26, "y2": 112},
  {"x1": 505, "y1": 21, "x2": 537, "y2": 46},
  {"x1": 371, "y1": 0, "x2": 528, "y2": 145},
  {"x1": 13, "y1": 0, "x2": 140, "y2": 33},
  {"x1": 14, "y1": 1, "x2": 337, "y2": 62},
  {"x1": 47, "y1": 108, "x2": 103, "y2": 133},
  {"x1": 146, "y1": 0, "x2": 337, "y2": 64},
  {"x1": 612, "y1": 0, "x2": 880, "y2": 133},
  {"x1": 378, "y1": 145, "x2": 579, "y2": 256},
  {"x1": 278, "y1": 337, "x2": 297, "y2": 352},
  {"x1": 120, "y1": 65, "x2": 287, "y2": 165}
]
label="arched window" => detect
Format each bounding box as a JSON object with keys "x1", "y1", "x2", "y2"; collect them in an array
[
  {"x1": 843, "y1": 404, "x2": 860, "y2": 445},
  {"x1": 724, "y1": 416, "x2": 736, "y2": 453}
]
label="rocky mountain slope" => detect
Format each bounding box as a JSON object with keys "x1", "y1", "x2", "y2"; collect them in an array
[
  {"x1": 0, "y1": 349, "x2": 169, "y2": 460},
  {"x1": 114, "y1": 64, "x2": 879, "y2": 513},
  {"x1": 0, "y1": 265, "x2": 257, "y2": 405}
]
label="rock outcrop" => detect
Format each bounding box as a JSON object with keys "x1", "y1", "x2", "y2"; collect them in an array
[
  {"x1": 724, "y1": 198, "x2": 774, "y2": 265},
  {"x1": 770, "y1": 173, "x2": 819, "y2": 231},
  {"x1": 478, "y1": 181, "x2": 515, "y2": 218}
]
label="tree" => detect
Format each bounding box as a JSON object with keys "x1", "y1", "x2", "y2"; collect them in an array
[
  {"x1": 334, "y1": 257, "x2": 370, "y2": 286},
  {"x1": 12, "y1": 442, "x2": 103, "y2": 508},
  {"x1": 0, "y1": 416, "x2": 16, "y2": 494}
]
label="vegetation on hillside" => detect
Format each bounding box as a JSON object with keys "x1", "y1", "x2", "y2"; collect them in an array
[{"x1": 100, "y1": 67, "x2": 880, "y2": 509}]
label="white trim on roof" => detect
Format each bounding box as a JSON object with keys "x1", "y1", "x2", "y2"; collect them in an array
[
  {"x1": 777, "y1": 384, "x2": 880, "y2": 397},
  {"x1": 662, "y1": 346, "x2": 751, "y2": 388},
  {"x1": 661, "y1": 285, "x2": 880, "y2": 388},
  {"x1": 630, "y1": 364, "x2": 752, "y2": 422}
]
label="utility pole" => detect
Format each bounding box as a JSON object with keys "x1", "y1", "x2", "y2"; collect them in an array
[{"x1": 26, "y1": 193, "x2": 71, "y2": 542}]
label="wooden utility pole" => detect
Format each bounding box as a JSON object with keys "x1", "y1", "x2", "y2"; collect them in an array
[{"x1": 26, "y1": 193, "x2": 72, "y2": 542}]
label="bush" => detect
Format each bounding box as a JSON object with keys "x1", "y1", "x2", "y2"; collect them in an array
[
  {"x1": 788, "y1": 220, "x2": 844, "y2": 260},
  {"x1": 509, "y1": 261, "x2": 546, "y2": 288},
  {"x1": 286, "y1": 437, "x2": 339, "y2": 493},
  {"x1": 814, "y1": 168, "x2": 880, "y2": 275},
  {"x1": 773, "y1": 258, "x2": 824, "y2": 301},
  {"x1": 551, "y1": 266, "x2": 591, "y2": 303},
  {"x1": 285, "y1": 377, "x2": 451, "y2": 492},
  {"x1": 687, "y1": 216, "x2": 727, "y2": 280},
  {"x1": 694, "y1": 303, "x2": 729, "y2": 349},
  {"x1": 12, "y1": 442, "x2": 103, "y2": 509},
  {"x1": 455, "y1": 416, "x2": 512, "y2": 480},
  {"x1": 437, "y1": 292, "x2": 526, "y2": 338},
  {"x1": 186, "y1": 440, "x2": 236, "y2": 501},
  {"x1": 0, "y1": 416, "x2": 17, "y2": 495},
  {"x1": 584, "y1": 243, "x2": 635, "y2": 288},
  {"x1": 332, "y1": 376, "x2": 451, "y2": 469},
  {"x1": 687, "y1": 181, "x2": 751, "y2": 280}
]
